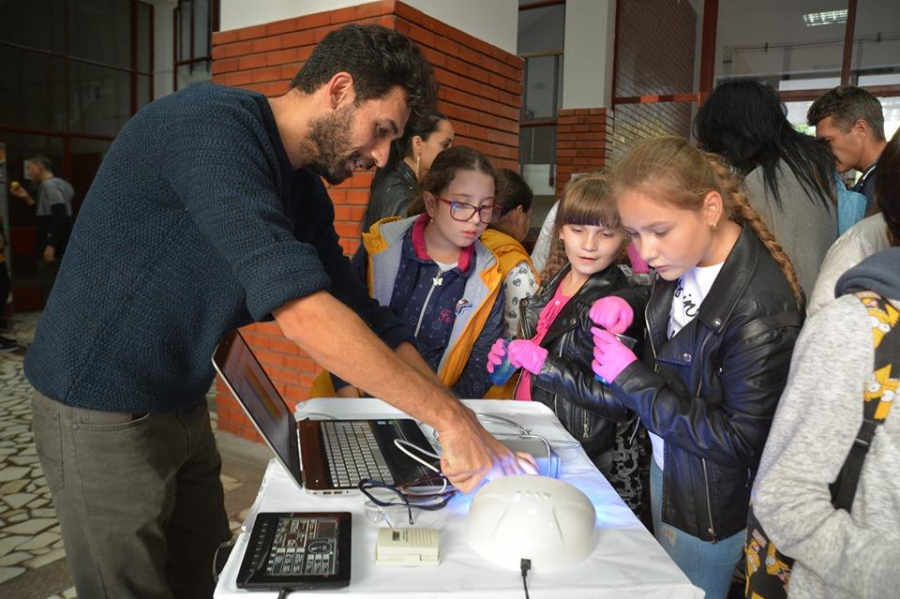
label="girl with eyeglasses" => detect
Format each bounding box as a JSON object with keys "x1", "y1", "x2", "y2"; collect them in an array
[{"x1": 310, "y1": 146, "x2": 506, "y2": 399}]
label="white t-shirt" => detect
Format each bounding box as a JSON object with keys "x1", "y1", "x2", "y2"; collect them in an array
[
  {"x1": 651, "y1": 262, "x2": 724, "y2": 471},
  {"x1": 433, "y1": 260, "x2": 457, "y2": 273}
]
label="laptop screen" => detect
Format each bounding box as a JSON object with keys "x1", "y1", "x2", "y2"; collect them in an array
[{"x1": 214, "y1": 331, "x2": 298, "y2": 474}]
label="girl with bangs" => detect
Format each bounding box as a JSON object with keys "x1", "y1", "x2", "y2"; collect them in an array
[{"x1": 487, "y1": 171, "x2": 648, "y2": 511}]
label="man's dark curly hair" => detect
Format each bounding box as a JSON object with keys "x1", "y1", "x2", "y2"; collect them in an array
[{"x1": 291, "y1": 24, "x2": 437, "y2": 120}]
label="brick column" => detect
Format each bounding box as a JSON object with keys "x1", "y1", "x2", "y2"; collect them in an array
[
  {"x1": 210, "y1": 1, "x2": 522, "y2": 441},
  {"x1": 555, "y1": 108, "x2": 613, "y2": 196},
  {"x1": 611, "y1": 0, "x2": 698, "y2": 162}
]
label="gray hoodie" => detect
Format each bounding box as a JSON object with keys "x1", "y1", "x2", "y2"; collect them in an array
[{"x1": 753, "y1": 247, "x2": 900, "y2": 599}]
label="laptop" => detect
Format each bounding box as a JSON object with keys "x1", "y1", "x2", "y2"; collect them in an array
[{"x1": 212, "y1": 330, "x2": 440, "y2": 495}]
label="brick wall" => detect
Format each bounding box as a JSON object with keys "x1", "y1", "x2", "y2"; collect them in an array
[
  {"x1": 555, "y1": 108, "x2": 613, "y2": 196},
  {"x1": 210, "y1": 0, "x2": 522, "y2": 441},
  {"x1": 392, "y1": 2, "x2": 521, "y2": 170},
  {"x1": 552, "y1": 0, "x2": 696, "y2": 231},
  {"x1": 611, "y1": 102, "x2": 693, "y2": 164},
  {"x1": 611, "y1": 0, "x2": 697, "y2": 162}
]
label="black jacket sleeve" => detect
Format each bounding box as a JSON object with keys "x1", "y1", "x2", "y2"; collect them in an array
[
  {"x1": 610, "y1": 314, "x2": 800, "y2": 469},
  {"x1": 535, "y1": 355, "x2": 633, "y2": 423},
  {"x1": 532, "y1": 293, "x2": 637, "y2": 423},
  {"x1": 363, "y1": 177, "x2": 414, "y2": 230}
]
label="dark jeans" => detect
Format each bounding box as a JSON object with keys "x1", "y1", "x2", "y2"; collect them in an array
[{"x1": 31, "y1": 392, "x2": 231, "y2": 599}]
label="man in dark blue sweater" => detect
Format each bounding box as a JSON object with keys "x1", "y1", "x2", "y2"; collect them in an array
[{"x1": 26, "y1": 25, "x2": 532, "y2": 598}]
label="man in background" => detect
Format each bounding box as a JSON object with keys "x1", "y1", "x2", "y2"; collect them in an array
[
  {"x1": 808, "y1": 86, "x2": 888, "y2": 215},
  {"x1": 10, "y1": 154, "x2": 74, "y2": 299}
]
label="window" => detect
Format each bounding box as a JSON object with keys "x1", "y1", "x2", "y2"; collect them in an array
[
  {"x1": 175, "y1": 0, "x2": 220, "y2": 90},
  {"x1": 0, "y1": 0, "x2": 153, "y2": 310},
  {"x1": 613, "y1": 0, "x2": 900, "y2": 154},
  {"x1": 518, "y1": 1, "x2": 566, "y2": 199},
  {"x1": 715, "y1": 0, "x2": 847, "y2": 89}
]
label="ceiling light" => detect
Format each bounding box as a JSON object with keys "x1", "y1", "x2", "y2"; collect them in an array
[{"x1": 803, "y1": 10, "x2": 848, "y2": 27}]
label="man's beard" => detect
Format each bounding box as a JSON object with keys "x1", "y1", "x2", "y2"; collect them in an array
[{"x1": 306, "y1": 104, "x2": 373, "y2": 185}]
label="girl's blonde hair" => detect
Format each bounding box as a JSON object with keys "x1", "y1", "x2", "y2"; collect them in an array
[
  {"x1": 612, "y1": 136, "x2": 804, "y2": 308},
  {"x1": 541, "y1": 170, "x2": 626, "y2": 283}
]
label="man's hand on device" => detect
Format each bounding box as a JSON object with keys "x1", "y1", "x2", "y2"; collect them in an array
[{"x1": 437, "y1": 408, "x2": 538, "y2": 493}]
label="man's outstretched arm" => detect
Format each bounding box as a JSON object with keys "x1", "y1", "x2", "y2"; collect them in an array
[{"x1": 273, "y1": 291, "x2": 536, "y2": 492}]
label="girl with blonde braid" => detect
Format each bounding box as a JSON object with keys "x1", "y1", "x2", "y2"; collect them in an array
[{"x1": 588, "y1": 136, "x2": 803, "y2": 598}]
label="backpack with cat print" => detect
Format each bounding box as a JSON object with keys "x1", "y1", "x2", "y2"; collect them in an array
[{"x1": 743, "y1": 291, "x2": 898, "y2": 598}]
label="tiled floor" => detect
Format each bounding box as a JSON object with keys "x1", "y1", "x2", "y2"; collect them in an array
[{"x1": 0, "y1": 313, "x2": 271, "y2": 599}]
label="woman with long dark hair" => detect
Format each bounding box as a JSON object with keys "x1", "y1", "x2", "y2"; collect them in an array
[
  {"x1": 362, "y1": 111, "x2": 453, "y2": 229},
  {"x1": 695, "y1": 80, "x2": 837, "y2": 297}
]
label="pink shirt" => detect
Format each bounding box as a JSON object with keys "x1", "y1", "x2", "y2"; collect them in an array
[{"x1": 515, "y1": 285, "x2": 572, "y2": 400}]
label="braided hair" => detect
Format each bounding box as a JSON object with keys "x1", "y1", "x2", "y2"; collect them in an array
[{"x1": 612, "y1": 136, "x2": 804, "y2": 308}]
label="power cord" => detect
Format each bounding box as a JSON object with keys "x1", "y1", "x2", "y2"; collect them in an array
[
  {"x1": 394, "y1": 438, "x2": 441, "y2": 472},
  {"x1": 520, "y1": 558, "x2": 531, "y2": 599},
  {"x1": 477, "y1": 413, "x2": 531, "y2": 435},
  {"x1": 393, "y1": 439, "x2": 448, "y2": 496},
  {"x1": 212, "y1": 536, "x2": 236, "y2": 583},
  {"x1": 277, "y1": 588, "x2": 290, "y2": 599}
]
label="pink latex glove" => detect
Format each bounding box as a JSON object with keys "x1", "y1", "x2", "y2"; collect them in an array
[
  {"x1": 589, "y1": 296, "x2": 634, "y2": 335},
  {"x1": 627, "y1": 242, "x2": 650, "y2": 274},
  {"x1": 507, "y1": 340, "x2": 548, "y2": 375},
  {"x1": 591, "y1": 327, "x2": 638, "y2": 384},
  {"x1": 486, "y1": 338, "x2": 508, "y2": 373}
]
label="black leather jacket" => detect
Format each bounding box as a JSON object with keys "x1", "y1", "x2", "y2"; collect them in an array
[
  {"x1": 605, "y1": 225, "x2": 803, "y2": 541},
  {"x1": 363, "y1": 161, "x2": 419, "y2": 230},
  {"x1": 519, "y1": 264, "x2": 647, "y2": 458}
]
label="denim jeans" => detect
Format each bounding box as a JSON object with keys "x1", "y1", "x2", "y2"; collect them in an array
[
  {"x1": 650, "y1": 460, "x2": 744, "y2": 599},
  {"x1": 32, "y1": 392, "x2": 231, "y2": 599}
]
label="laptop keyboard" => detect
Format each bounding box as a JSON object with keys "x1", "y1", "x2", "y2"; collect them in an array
[{"x1": 322, "y1": 421, "x2": 394, "y2": 487}]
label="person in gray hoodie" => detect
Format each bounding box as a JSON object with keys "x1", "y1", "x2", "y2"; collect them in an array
[{"x1": 752, "y1": 129, "x2": 900, "y2": 599}]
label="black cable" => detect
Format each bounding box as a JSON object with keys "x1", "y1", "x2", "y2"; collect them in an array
[
  {"x1": 520, "y1": 558, "x2": 531, "y2": 599},
  {"x1": 277, "y1": 588, "x2": 290, "y2": 599},
  {"x1": 212, "y1": 536, "x2": 236, "y2": 583}
]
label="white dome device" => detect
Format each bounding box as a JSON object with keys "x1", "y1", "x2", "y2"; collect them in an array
[{"x1": 466, "y1": 476, "x2": 599, "y2": 572}]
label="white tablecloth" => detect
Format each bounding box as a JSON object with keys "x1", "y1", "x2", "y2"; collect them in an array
[{"x1": 214, "y1": 398, "x2": 703, "y2": 598}]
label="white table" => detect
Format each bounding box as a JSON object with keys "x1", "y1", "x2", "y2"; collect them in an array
[{"x1": 214, "y1": 399, "x2": 703, "y2": 598}]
